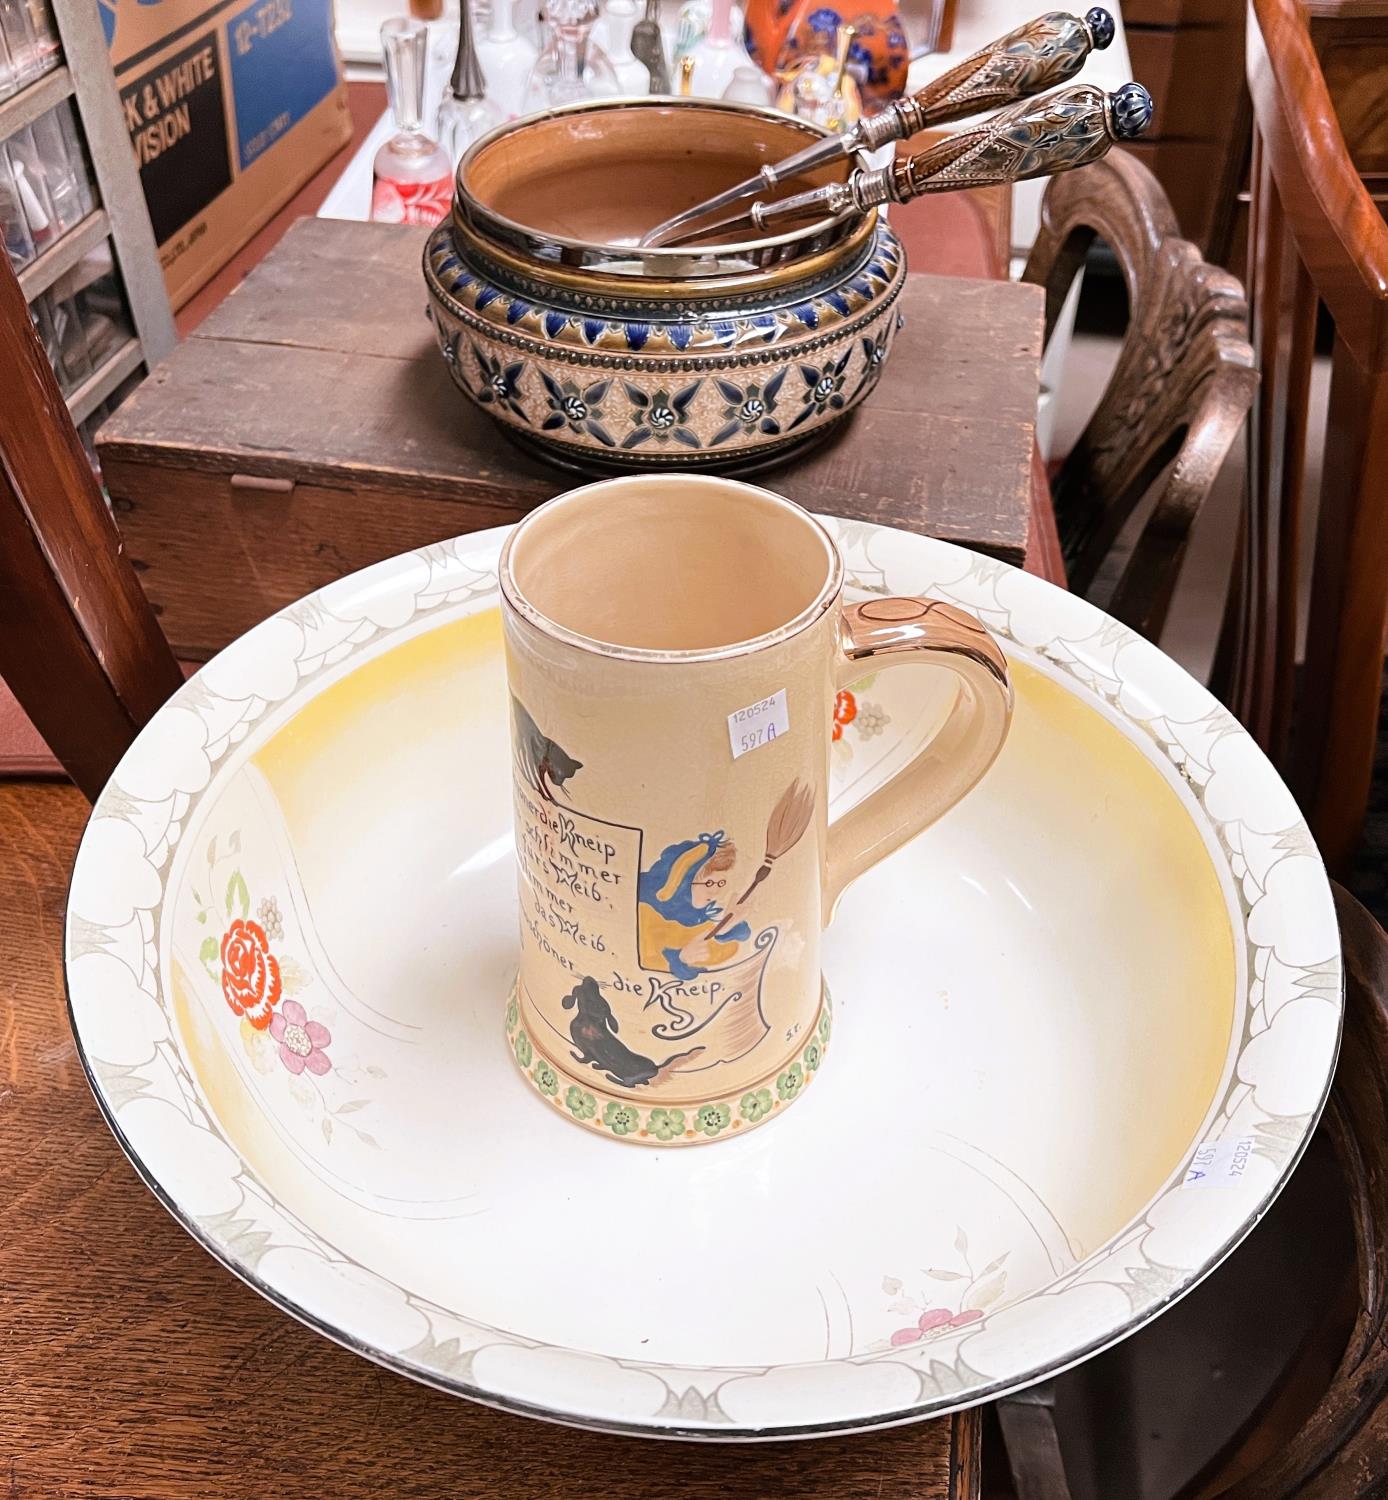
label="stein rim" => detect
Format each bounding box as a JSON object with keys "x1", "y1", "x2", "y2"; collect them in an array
[{"x1": 498, "y1": 475, "x2": 845, "y2": 664}]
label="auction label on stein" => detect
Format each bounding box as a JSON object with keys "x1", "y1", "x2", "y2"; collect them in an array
[{"x1": 727, "y1": 688, "x2": 790, "y2": 760}]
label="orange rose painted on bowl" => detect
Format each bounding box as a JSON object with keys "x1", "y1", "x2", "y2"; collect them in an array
[{"x1": 221, "y1": 917, "x2": 283, "y2": 1030}]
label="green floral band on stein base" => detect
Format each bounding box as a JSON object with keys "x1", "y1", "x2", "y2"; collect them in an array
[{"x1": 506, "y1": 984, "x2": 833, "y2": 1144}]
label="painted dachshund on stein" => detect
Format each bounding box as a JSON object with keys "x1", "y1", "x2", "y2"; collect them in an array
[{"x1": 563, "y1": 976, "x2": 703, "y2": 1088}]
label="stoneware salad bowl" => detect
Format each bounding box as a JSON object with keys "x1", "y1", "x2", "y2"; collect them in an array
[
  {"x1": 422, "y1": 99, "x2": 905, "y2": 474},
  {"x1": 65, "y1": 516, "x2": 1340, "y2": 1439}
]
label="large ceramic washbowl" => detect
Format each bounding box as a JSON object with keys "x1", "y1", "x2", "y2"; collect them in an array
[{"x1": 65, "y1": 516, "x2": 1340, "y2": 1439}]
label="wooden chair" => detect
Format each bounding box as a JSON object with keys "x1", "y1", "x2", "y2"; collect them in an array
[
  {"x1": 1021, "y1": 149, "x2": 1256, "y2": 642},
  {"x1": 1211, "y1": 0, "x2": 1388, "y2": 874},
  {"x1": 0, "y1": 248, "x2": 983, "y2": 1496},
  {"x1": 999, "y1": 882, "x2": 1388, "y2": 1499},
  {"x1": 0, "y1": 238, "x2": 182, "y2": 800}
]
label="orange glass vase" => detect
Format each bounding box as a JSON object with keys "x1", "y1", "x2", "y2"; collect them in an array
[{"x1": 744, "y1": 0, "x2": 909, "y2": 107}]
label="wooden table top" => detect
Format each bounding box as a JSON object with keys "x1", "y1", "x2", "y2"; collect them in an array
[
  {"x1": 95, "y1": 217, "x2": 1045, "y2": 659},
  {"x1": 101, "y1": 216, "x2": 1043, "y2": 571},
  {"x1": 0, "y1": 778, "x2": 980, "y2": 1495}
]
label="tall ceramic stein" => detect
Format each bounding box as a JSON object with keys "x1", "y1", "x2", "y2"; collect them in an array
[{"x1": 499, "y1": 475, "x2": 1011, "y2": 1145}]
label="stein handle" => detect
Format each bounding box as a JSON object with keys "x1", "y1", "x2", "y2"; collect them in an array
[{"x1": 824, "y1": 597, "x2": 1013, "y2": 922}]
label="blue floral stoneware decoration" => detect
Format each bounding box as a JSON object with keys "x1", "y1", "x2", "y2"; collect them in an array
[
  {"x1": 422, "y1": 98, "x2": 912, "y2": 472},
  {"x1": 424, "y1": 217, "x2": 905, "y2": 472}
]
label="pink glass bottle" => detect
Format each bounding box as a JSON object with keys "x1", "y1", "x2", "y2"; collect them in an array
[{"x1": 371, "y1": 16, "x2": 453, "y2": 226}]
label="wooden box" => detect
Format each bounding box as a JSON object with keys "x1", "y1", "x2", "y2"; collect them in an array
[{"x1": 97, "y1": 218, "x2": 1042, "y2": 659}]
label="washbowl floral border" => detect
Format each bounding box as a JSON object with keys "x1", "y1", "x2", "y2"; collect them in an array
[{"x1": 64, "y1": 519, "x2": 1342, "y2": 1440}]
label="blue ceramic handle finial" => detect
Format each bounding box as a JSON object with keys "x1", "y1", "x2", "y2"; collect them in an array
[
  {"x1": 1085, "y1": 7, "x2": 1116, "y2": 50},
  {"x1": 1110, "y1": 81, "x2": 1153, "y2": 138}
]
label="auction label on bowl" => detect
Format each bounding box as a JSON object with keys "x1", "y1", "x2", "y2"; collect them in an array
[{"x1": 1182, "y1": 1135, "x2": 1256, "y2": 1189}]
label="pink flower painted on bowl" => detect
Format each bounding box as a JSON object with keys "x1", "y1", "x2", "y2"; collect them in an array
[
  {"x1": 269, "y1": 999, "x2": 331, "y2": 1076},
  {"x1": 889, "y1": 1307, "x2": 985, "y2": 1346}
]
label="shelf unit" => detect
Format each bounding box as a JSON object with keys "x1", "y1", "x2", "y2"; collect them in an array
[{"x1": 1, "y1": 0, "x2": 173, "y2": 455}]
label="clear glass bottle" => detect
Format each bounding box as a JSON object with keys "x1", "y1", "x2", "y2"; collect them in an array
[
  {"x1": 0, "y1": 0, "x2": 36, "y2": 98},
  {"x1": 6, "y1": 127, "x2": 56, "y2": 253},
  {"x1": 52, "y1": 100, "x2": 96, "y2": 220},
  {"x1": 437, "y1": 0, "x2": 503, "y2": 162},
  {"x1": 776, "y1": 24, "x2": 861, "y2": 129},
  {"x1": 20, "y1": 0, "x2": 59, "y2": 81},
  {"x1": 371, "y1": 17, "x2": 454, "y2": 226},
  {"x1": 0, "y1": 148, "x2": 35, "y2": 270},
  {"x1": 520, "y1": 0, "x2": 619, "y2": 112},
  {"x1": 29, "y1": 292, "x2": 71, "y2": 392},
  {"x1": 28, "y1": 102, "x2": 85, "y2": 234}
]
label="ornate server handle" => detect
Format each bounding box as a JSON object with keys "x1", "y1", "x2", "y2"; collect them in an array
[
  {"x1": 856, "y1": 7, "x2": 1116, "y2": 150},
  {"x1": 887, "y1": 81, "x2": 1150, "y2": 198},
  {"x1": 641, "y1": 9, "x2": 1118, "y2": 246},
  {"x1": 741, "y1": 83, "x2": 1151, "y2": 234}
]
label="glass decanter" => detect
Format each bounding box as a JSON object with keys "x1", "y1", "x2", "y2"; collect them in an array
[
  {"x1": 775, "y1": 22, "x2": 861, "y2": 130},
  {"x1": 520, "y1": 0, "x2": 620, "y2": 112},
  {"x1": 437, "y1": 1, "x2": 503, "y2": 162},
  {"x1": 370, "y1": 17, "x2": 454, "y2": 226}
]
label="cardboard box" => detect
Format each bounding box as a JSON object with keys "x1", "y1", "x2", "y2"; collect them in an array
[{"x1": 105, "y1": 0, "x2": 352, "y2": 307}]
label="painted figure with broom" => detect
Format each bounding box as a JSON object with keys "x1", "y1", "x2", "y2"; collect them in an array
[{"x1": 637, "y1": 779, "x2": 815, "y2": 981}]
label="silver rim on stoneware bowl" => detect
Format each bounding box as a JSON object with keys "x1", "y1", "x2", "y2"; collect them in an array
[{"x1": 452, "y1": 96, "x2": 870, "y2": 279}]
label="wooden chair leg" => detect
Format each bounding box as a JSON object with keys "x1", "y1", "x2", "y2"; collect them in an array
[
  {"x1": 1210, "y1": 511, "x2": 1247, "y2": 705},
  {"x1": 0, "y1": 254, "x2": 181, "y2": 799},
  {"x1": 997, "y1": 1385, "x2": 1073, "y2": 1500},
  {"x1": 1295, "y1": 348, "x2": 1388, "y2": 872},
  {"x1": 1233, "y1": 134, "x2": 1315, "y2": 763},
  {"x1": 1212, "y1": 130, "x2": 1308, "y2": 756}
]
